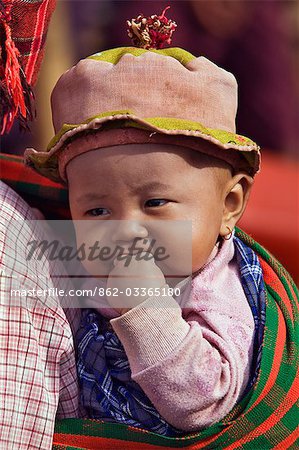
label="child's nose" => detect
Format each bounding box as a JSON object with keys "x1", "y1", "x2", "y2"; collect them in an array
[{"x1": 111, "y1": 220, "x2": 148, "y2": 243}]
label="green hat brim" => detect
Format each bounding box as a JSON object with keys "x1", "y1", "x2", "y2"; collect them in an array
[{"x1": 25, "y1": 111, "x2": 260, "y2": 183}]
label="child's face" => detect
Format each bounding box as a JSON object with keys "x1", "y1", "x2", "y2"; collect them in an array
[{"x1": 66, "y1": 143, "x2": 232, "y2": 276}]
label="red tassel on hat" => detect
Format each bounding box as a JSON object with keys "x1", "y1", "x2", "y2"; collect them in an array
[
  {"x1": 0, "y1": 0, "x2": 34, "y2": 134},
  {"x1": 127, "y1": 6, "x2": 177, "y2": 50}
]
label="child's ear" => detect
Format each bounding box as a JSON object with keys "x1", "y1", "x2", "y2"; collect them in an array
[{"x1": 220, "y1": 173, "x2": 253, "y2": 238}]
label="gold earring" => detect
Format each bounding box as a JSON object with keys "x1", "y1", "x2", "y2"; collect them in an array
[{"x1": 223, "y1": 226, "x2": 233, "y2": 240}]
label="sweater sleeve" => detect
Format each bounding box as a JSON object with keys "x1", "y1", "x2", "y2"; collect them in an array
[{"x1": 110, "y1": 246, "x2": 255, "y2": 432}]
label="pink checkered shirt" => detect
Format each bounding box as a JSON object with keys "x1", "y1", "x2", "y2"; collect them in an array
[{"x1": 0, "y1": 181, "x2": 80, "y2": 449}]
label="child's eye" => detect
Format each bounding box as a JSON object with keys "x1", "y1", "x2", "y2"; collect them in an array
[
  {"x1": 145, "y1": 199, "x2": 169, "y2": 208},
  {"x1": 86, "y1": 208, "x2": 110, "y2": 217}
]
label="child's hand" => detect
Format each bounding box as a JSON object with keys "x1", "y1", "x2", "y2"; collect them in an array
[{"x1": 106, "y1": 253, "x2": 166, "y2": 315}]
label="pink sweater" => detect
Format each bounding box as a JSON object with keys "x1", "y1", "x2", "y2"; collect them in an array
[{"x1": 109, "y1": 238, "x2": 255, "y2": 431}]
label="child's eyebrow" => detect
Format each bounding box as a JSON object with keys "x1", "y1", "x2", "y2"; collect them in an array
[
  {"x1": 76, "y1": 183, "x2": 172, "y2": 203},
  {"x1": 76, "y1": 193, "x2": 109, "y2": 203},
  {"x1": 134, "y1": 182, "x2": 172, "y2": 193}
]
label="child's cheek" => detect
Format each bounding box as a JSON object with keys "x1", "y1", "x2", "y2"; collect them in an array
[{"x1": 73, "y1": 222, "x2": 114, "y2": 277}]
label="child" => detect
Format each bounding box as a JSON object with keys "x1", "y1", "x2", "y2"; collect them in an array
[{"x1": 25, "y1": 10, "x2": 298, "y2": 443}]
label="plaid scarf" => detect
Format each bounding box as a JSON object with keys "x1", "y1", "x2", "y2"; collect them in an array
[
  {"x1": 76, "y1": 310, "x2": 180, "y2": 437},
  {"x1": 233, "y1": 236, "x2": 266, "y2": 393},
  {"x1": 74, "y1": 237, "x2": 265, "y2": 437}
]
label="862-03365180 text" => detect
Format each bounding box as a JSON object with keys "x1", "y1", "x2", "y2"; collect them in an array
[{"x1": 96, "y1": 286, "x2": 181, "y2": 297}]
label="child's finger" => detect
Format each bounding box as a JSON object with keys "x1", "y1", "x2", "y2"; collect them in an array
[{"x1": 113, "y1": 251, "x2": 155, "y2": 267}]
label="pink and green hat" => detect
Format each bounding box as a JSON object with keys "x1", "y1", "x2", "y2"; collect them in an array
[{"x1": 25, "y1": 9, "x2": 260, "y2": 183}]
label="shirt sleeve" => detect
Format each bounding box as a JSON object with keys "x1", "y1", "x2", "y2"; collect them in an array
[
  {"x1": 0, "y1": 182, "x2": 80, "y2": 448},
  {"x1": 110, "y1": 291, "x2": 255, "y2": 432},
  {"x1": 0, "y1": 274, "x2": 79, "y2": 450}
]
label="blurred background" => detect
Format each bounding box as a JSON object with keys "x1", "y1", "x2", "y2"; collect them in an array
[{"x1": 1, "y1": 0, "x2": 298, "y2": 282}]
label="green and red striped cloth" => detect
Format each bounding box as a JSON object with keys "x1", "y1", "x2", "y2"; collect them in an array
[
  {"x1": 1, "y1": 153, "x2": 298, "y2": 449},
  {"x1": 0, "y1": 152, "x2": 70, "y2": 217}
]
